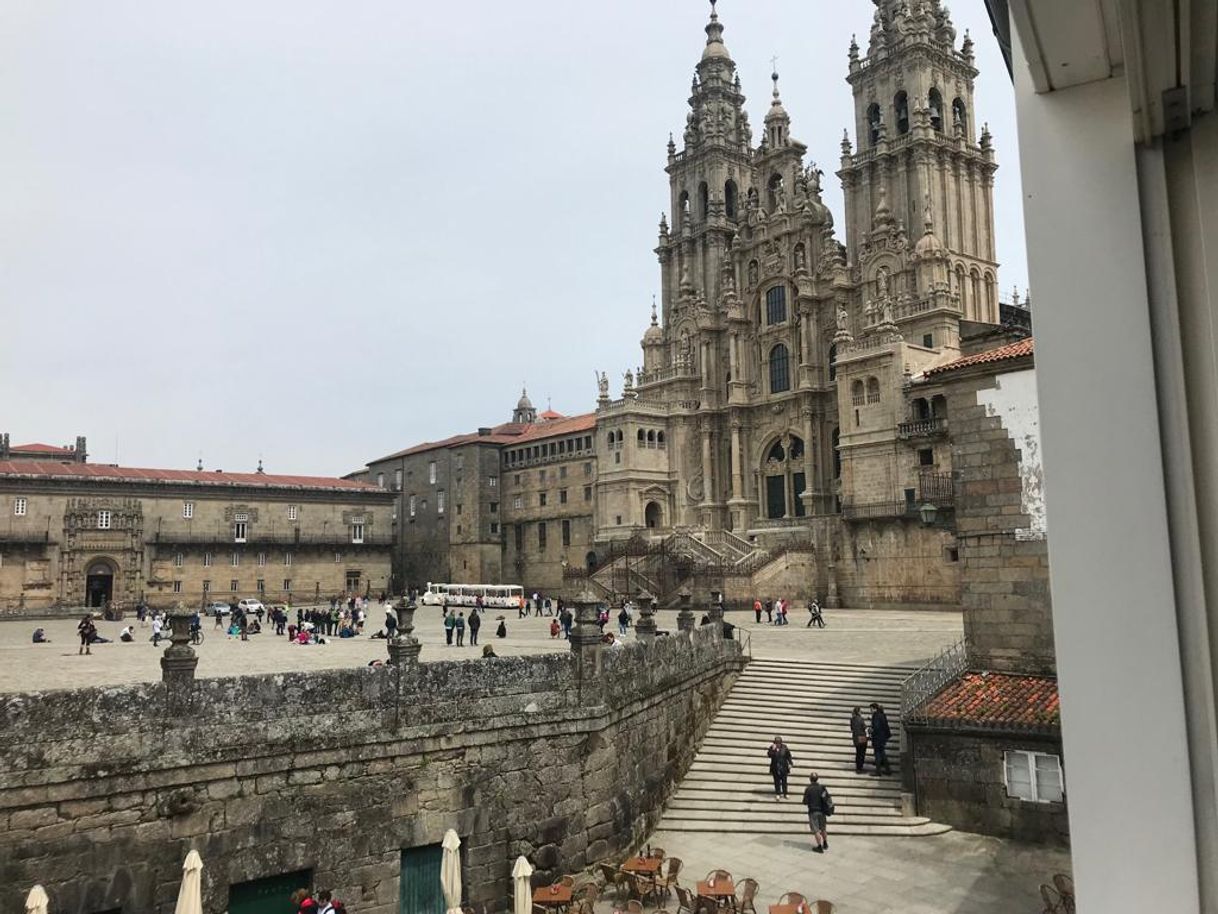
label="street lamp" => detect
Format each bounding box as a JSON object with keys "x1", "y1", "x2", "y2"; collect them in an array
[{"x1": 918, "y1": 503, "x2": 938, "y2": 527}]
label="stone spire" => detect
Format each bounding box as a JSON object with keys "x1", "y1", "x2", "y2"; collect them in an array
[{"x1": 763, "y1": 70, "x2": 792, "y2": 148}]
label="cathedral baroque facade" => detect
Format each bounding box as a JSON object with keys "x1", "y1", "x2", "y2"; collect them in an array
[{"x1": 595, "y1": 0, "x2": 1004, "y2": 606}]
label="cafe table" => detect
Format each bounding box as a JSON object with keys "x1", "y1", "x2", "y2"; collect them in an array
[
  {"x1": 697, "y1": 879, "x2": 737, "y2": 912},
  {"x1": 533, "y1": 885, "x2": 574, "y2": 909}
]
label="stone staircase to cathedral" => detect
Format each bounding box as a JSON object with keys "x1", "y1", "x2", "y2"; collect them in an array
[{"x1": 657, "y1": 657, "x2": 951, "y2": 836}]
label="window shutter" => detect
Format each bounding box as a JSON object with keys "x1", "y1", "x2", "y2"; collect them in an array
[
  {"x1": 1004, "y1": 751, "x2": 1034, "y2": 800},
  {"x1": 1034, "y1": 754, "x2": 1064, "y2": 802}
]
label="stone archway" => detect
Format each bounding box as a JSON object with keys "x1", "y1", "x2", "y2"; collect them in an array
[
  {"x1": 85, "y1": 558, "x2": 118, "y2": 609},
  {"x1": 644, "y1": 501, "x2": 663, "y2": 529}
]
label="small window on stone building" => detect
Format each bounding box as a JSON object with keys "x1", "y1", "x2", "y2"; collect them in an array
[
  {"x1": 515, "y1": 473, "x2": 521, "y2": 485},
  {"x1": 562, "y1": 519, "x2": 571, "y2": 547},
  {"x1": 490, "y1": 502, "x2": 498, "y2": 514},
  {"x1": 231, "y1": 551, "x2": 240, "y2": 567},
  {"x1": 1004, "y1": 751, "x2": 1064, "y2": 803},
  {"x1": 946, "y1": 547, "x2": 959, "y2": 563},
  {"x1": 638, "y1": 429, "x2": 646, "y2": 447},
  {"x1": 538, "y1": 522, "x2": 547, "y2": 550},
  {"x1": 409, "y1": 495, "x2": 416, "y2": 518},
  {"x1": 514, "y1": 496, "x2": 523, "y2": 510},
  {"x1": 284, "y1": 579, "x2": 292, "y2": 592},
  {"x1": 919, "y1": 448, "x2": 935, "y2": 467},
  {"x1": 204, "y1": 552, "x2": 213, "y2": 567},
  {"x1": 769, "y1": 343, "x2": 791, "y2": 394},
  {"x1": 923, "y1": 333, "x2": 934, "y2": 348},
  {"x1": 929, "y1": 88, "x2": 944, "y2": 131},
  {"x1": 284, "y1": 552, "x2": 293, "y2": 566},
  {"x1": 585, "y1": 462, "x2": 592, "y2": 476},
  {"x1": 421, "y1": 499, "x2": 428, "y2": 512},
  {"x1": 97, "y1": 510, "x2": 111, "y2": 530},
  {"x1": 488, "y1": 475, "x2": 498, "y2": 488},
  {"x1": 429, "y1": 461, "x2": 437, "y2": 485},
  {"x1": 437, "y1": 491, "x2": 445, "y2": 514},
  {"x1": 351, "y1": 523, "x2": 365, "y2": 544},
  {"x1": 455, "y1": 454, "x2": 465, "y2": 471},
  {"x1": 851, "y1": 380, "x2": 865, "y2": 406},
  {"x1": 182, "y1": 501, "x2": 193, "y2": 519},
  {"x1": 584, "y1": 486, "x2": 592, "y2": 501},
  {"x1": 765, "y1": 286, "x2": 788, "y2": 325},
  {"x1": 514, "y1": 524, "x2": 523, "y2": 551},
  {"x1": 491, "y1": 522, "x2": 500, "y2": 534},
  {"x1": 288, "y1": 505, "x2": 298, "y2": 521},
  {"x1": 395, "y1": 469, "x2": 403, "y2": 490},
  {"x1": 173, "y1": 581, "x2": 182, "y2": 593},
  {"x1": 377, "y1": 472, "x2": 385, "y2": 489},
  {"x1": 560, "y1": 465, "x2": 567, "y2": 478},
  {"x1": 457, "y1": 503, "x2": 463, "y2": 515},
  {"x1": 257, "y1": 579, "x2": 266, "y2": 593},
  {"x1": 174, "y1": 552, "x2": 183, "y2": 567},
  {"x1": 203, "y1": 580, "x2": 211, "y2": 593},
  {"x1": 615, "y1": 515, "x2": 623, "y2": 525},
  {"x1": 867, "y1": 102, "x2": 882, "y2": 146},
  {"x1": 539, "y1": 493, "x2": 547, "y2": 507},
  {"x1": 866, "y1": 377, "x2": 881, "y2": 404},
  {"x1": 657, "y1": 432, "x2": 666, "y2": 448},
  {"x1": 615, "y1": 452, "x2": 621, "y2": 465},
  {"x1": 13, "y1": 496, "x2": 27, "y2": 516},
  {"x1": 230, "y1": 579, "x2": 239, "y2": 592},
  {"x1": 895, "y1": 90, "x2": 910, "y2": 134},
  {"x1": 559, "y1": 489, "x2": 568, "y2": 505}
]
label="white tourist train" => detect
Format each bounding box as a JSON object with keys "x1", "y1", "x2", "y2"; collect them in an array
[{"x1": 421, "y1": 582, "x2": 524, "y2": 609}]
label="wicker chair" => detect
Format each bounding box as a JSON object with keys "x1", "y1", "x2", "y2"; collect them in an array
[
  {"x1": 650, "y1": 847, "x2": 666, "y2": 860},
  {"x1": 736, "y1": 877, "x2": 759, "y2": 914},
  {"x1": 598, "y1": 864, "x2": 629, "y2": 902},
  {"x1": 676, "y1": 884, "x2": 708, "y2": 914},
  {"x1": 627, "y1": 901, "x2": 645, "y2": 914},
  {"x1": 1052, "y1": 875, "x2": 1075, "y2": 914},
  {"x1": 812, "y1": 903, "x2": 834, "y2": 914},
  {"x1": 702, "y1": 871, "x2": 735, "y2": 913},
  {"x1": 1040, "y1": 884, "x2": 1064, "y2": 914},
  {"x1": 559, "y1": 877, "x2": 575, "y2": 889},
  {"x1": 778, "y1": 893, "x2": 806, "y2": 906},
  {"x1": 706, "y1": 870, "x2": 733, "y2": 883},
  {"x1": 659, "y1": 857, "x2": 683, "y2": 901}
]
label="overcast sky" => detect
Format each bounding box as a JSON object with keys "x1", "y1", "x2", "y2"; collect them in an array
[{"x1": 1, "y1": 1, "x2": 1025, "y2": 477}]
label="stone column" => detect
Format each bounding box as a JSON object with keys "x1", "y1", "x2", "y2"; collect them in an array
[
  {"x1": 676, "y1": 586, "x2": 695, "y2": 633},
  {"x1": 701, "y1": 426, "x2": 713, "y2": 507},
  {"x1": 730, "y1": 420, "x2": 744, "y2": 501},
  {"x1": 825, "y1": 563, "x2": 841, "y2": 609},
  {"x1": 728, "y1": 332, "x2": 739, "y2": 379},
  {"x1": 801, "y1": 407, "x2": 817, "y2": 515},
  {"x1": 635, "y1": 589, "x2": 658, "y2": 641},
  {"x1": 570, "y1": 587, "x2": 604, "y2": 689},
  {"x1": 161, "y1": 610, "x2": 198, "y2": 715},
  {"x1": 388, "y1": 597, "x2": 422, "y2": 666}
]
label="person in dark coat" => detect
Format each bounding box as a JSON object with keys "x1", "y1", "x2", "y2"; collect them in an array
[
  {"x1": 468, "y1": 608, "x2": 481, "y2": 645},
  {"x1": 850, "y1": 706, "x2": 869, "y2": 774},
  {"x1": 767, "y1": 735, "x2": 794, "y2": 799},
  {"x1": 869, "y1": 702, "x2": 892, "y2": 775}
]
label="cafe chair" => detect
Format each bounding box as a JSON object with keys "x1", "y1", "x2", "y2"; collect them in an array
[
  {"x1": 1039, "y1": 884, "x2": 1064, "y2": 914},
  {"x1": 777, "y1": 894, "x2": 806, "y2": 906},
  {"x1": 660, "y1": 857, "x2": 684, "y2": 901},
  {"x1": 559, "y1": 877, "x2": 575, "y2": 889},
  {"x1": 599, "y1": 864, "x2": 630, "y2": 902},
  {"x1": 736, "y1": 877, "x2": 759, "y2": 914},
  {"x1": 650, "y1": 847, "x2": 666, "y2": 860},
  {"x1": 706, "y1": 870, "x2": 733, "y2": 882},
  {"x1": 812, "y1": 903, "x2": 834, "y2": 914},
  {"x1": 1052, "y1": 875, "x2": 1075, "y2": 914}
]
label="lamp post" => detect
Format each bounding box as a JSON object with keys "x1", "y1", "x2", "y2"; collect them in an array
[{"x1": 918, "y1": 503, "x2": 938, "y2": 527}]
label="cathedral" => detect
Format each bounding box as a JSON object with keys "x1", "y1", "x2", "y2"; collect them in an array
[
  {"x1": 591, "y1": 0, "x2": 1010, "y2": 603},
  {"x1": 372, "y1": 0, "x2": 1027, "y2": 607}
]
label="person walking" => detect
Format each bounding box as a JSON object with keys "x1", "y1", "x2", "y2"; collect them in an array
[
  {"x1": 753, "y1": 598, "x2": 762, "y2": 623},
  {"x1": 444, "y1": 610, "x2": 456, "y2": 646},
  {"x1": 617, "y1": 606, "x2": 630, "y2": 636},
  {"x1": 767, "y1": 735, "x2": 794, "y2": 800},
  {"x1": 468, "y1": 608, "x2": 481, "y2": 645},
  {"x1": 802, "y1": 773, "x2": 832, "y2": 853},
  {"x1": 384, "y1": 603, "x2": 398, "y2": 639},
  {"x1": 850, "y1": 706, "x2": 869, "y2": 773},
  {"x1": 151, "y1": 613, "x2": 164, "y2": 647},
  {"x1": 77, "y1": 614, "x2": 96, "y2": 655},
  {"x1": 455, "y1": 611, "x2": 466, "y2": 646},
  {"x1": 807, "y1": 599, "x2": 824, "y2": 629},
  {"x1": 869, "y1": 702, "x2": 893, "y2": 775}
]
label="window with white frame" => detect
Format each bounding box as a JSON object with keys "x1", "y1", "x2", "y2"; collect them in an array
[
  {"x1": 174, "y1": 553, "x2": 183, "y2": 568},
  {"x1": 283, "y1": 578, "x2": 292, "y2": 592},
  {"x1": 183, "y1": 501, "x2": 193, "y2": 519},
  {"x1": 429, "y1": 461, "x2": 437, "y2": 485},
  {"x1": 437, "y1": 491, "x2": 445, "y2": 514},
  {"x1": 231, "y1": 552, "x2": 240, "y2": 567},
  {"x1": 258, "y1": 552, "x2": 266, "y2": 566},
  {"x1": 204, "y1": 552, "x2": 213, "y2": 567},
  {"x1": 203, "y1": 579, "x2": 211, "y2": 593},
  {"x1": 488, "y1": 475, "x2": 498, "y2": 488},
  {"x1": 409, "y1": 495, "x2": 416, "y2": 518},
  {"x1": 351, "y1": 523, "x2": 365, "y2": 544},
  {"x1": 513, "y1": 496, "x2": 523, "y2": 510},
  {"x1": 230, "y1": 579, "x2": 239, "y2": 592},
  {"x1": 257, "y1": 579, "x2": 265, "y2": 593},
  {"x1": 288, "y1": 505, "x2": 298, "y2": 521},
  {"x1": 284, "y1": 552, "x2": 293, "y2": 566},
  {"x1": 334, "y1": 552, "x2": 341, "y2": 563},
  {"x1": 394, "y1": 468, "x2": 403, "y2": 490},
  {"x1": 1004, "y1": 750, "x2": 1064, "y2": 803},
  {"x1": 234, "y1": 521, "x2": 247, "y2": 543},
  {"x1": 173, "y1": 580, "x2": 182, "y2": 593},
  {"x1": 97, "y1": 510, "x2": 111, "y2": 530},
  {"x1": 14, "y1": 498, "x2": 26, "y2": 517},
  {"x1": 377, "y1": 472, "x2": 385, "y2": 488}
]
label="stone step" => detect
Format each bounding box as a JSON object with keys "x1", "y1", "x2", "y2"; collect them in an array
[
  {"x1": 666, "y1": 797, "x2": 903, "y2": 816},
  {"x1": 701, "y1": 730, "x2": 901, "y2": 750},
  {"x1": 673, "y1": 780, "x2": 902, "y2": 801},
  {"x1": 660, "y1": 807, "x2": 915, "y2": 825},
  {"x1": 734, "y1": 674, "x2": 908, "y2": 693},
  {"x1": 741, "y1": 662, "x2": 916, "y2": 681},
  {"x1": 656, "y1": 820, "x2": 953, "y2": 837},
  {"x1": 686, "y1": 763, "x2": 901, "y2": 787},
  {"x1": 711, "y1": 708, "x2": 900, "y2": 731}
]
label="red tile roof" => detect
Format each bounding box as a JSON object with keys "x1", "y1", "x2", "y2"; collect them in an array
[
  {"x1": 11, "y1": 443, "x2": 75, "y2": 455},
  {"x1": 918, "y1": 671, "x2": 1060, "y2": 731},
  {"x1": 538, "y1": 409, "x2": 565, "y2": 420},
  {"x1": 373, "y1": 413, "x2": 596, "y2": 462},
  {"x1": 0, "y1": 460, "x2": 382, "y2": 493},
  {"x1": 923, "y1": 338, "x2": 1035, "y2": 378}
]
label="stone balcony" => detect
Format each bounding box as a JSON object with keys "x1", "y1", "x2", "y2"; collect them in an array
[{"x1": 898, "y1": 416, "x2": 949, "y2": 440}]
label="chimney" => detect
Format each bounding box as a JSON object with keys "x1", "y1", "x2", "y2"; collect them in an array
[
  {"x1": 75, "y1": 436, "x2": 87, "y2": 463},
  {"x1": 478, "y1": 428, "x2": 492, "y2": 436}
]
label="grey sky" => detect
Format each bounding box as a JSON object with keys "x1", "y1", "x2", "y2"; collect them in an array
[{"x1": 1, "y1": 1, "x2": 1025, "y2": 477}]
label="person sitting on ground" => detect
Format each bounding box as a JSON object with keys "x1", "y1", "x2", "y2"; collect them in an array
[
  {"x1": 496, "y1": 616, "x2": 507, "y2": 638},
  {"x1": 119, "y1": 625, "x2": 135, "y2": 643},
  {"x1": 482, "y1": 644, "x2": 497, "y2": 658},
  {"x1": 549, "y1": 618, "x2": 561, "y2": 638},
  {"x1": 32, "y1": 627, "x2": 49, "y2": 644},
  {"x1": 370, "y1": 628, "x2": 388, "y2": 640}
]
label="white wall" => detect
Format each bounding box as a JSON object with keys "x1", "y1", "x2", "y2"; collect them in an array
[
  {"x1": 976, "y1": 367, "x2": 1045, "y2": 539},
  {"x1": 1012, "y1": 30, "x2": 1201, "y2": 914}
]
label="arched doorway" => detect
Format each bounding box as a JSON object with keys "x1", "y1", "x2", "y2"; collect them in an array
[
  {"x1": 762, "y1": 436, "x2": 808, "y2": 519},
  {"x1": 644, "y1": 501, "x2": 663, "y2": 529},
  {"x1": 585, "y1": 551, "x2": 598, "y2": 573},
  {"x1": 85, "y1": 559, "x2": 115, "y2": 608}
]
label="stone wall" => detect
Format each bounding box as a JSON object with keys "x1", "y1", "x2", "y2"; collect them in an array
[
  {"x1": 0, "y1": 628, "x2": 740, "y2": 914},
  {"x1": 906, "y1": 727, "x2": 1069, "y2": 844},
  {"x1": 833, "y1": 520, "x2": 961, "y2": 608}
]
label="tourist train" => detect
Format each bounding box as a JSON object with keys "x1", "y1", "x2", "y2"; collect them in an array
[{"x1": 421, "y1": 582, "x2": 523, "y2": 608}]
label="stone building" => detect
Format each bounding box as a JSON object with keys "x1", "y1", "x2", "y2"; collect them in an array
[
  {"x1": 0, "y1": 453, "x2": 394, "y2": 612},
  {"x1": 366, "y1": 392, "x2": 597, "y2": 595},
  {"x1": 369, "y1": 1, "x2": 1030, "y2": 608},
  {"x1": 900, "y1": 338, "x2": 1068, "y2": 844}
]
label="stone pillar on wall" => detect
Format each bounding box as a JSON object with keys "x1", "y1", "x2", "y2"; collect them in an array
[
  {"x1": 801, "y1": 407, "x2": 817, "y2": 515},
  {"x1": 707, "y1": 590, "x2": 724, "y2": 626},
  {"x1": 160, "y1": 610, "x2": 198, "y2": 715},
  {"x1": 387, "y1": 597, "x2": 422, "y2": 666},
  {"x1": 571, "y1": 587, "x2": 604, "y2": 687},
  {"x1": 676, "y1": 586, "x2": 695, "y2": 633},
  {"x1": 635, "y1": 589, "x2": 658, "y2": 640}
]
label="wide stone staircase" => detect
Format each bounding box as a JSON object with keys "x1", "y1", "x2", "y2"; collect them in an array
[{"x1": 657, "y1": 657, "x2": 951, "y2": 836}]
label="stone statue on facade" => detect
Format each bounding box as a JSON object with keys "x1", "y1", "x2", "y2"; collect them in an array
[
  {"x1": 596, "y1": 371, "x2": 610, "y2": 400},
  {"x1": 623, "y1": 369, "x2": 634, "y2": 391}
]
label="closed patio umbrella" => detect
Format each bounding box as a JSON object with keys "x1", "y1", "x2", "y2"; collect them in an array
[
  {"x1": 441, "y1": 829, "x2": 463, "y2": 914},
  {"x1": 173, "y1": 850, "x2": 204, "y2": 914},
  {"x1": 25, "y1": 886, "x2": 49, "y2": 914},
  {"x1": 512, "y1": 856, "x2": 534, "y2": 914}
]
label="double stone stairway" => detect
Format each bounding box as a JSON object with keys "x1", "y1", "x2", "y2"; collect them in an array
[{"x1": 658, "y1": 657, "x2": 951, "y2": 836}]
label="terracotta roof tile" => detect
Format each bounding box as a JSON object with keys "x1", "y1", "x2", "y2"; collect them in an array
[
  {"x1": 510, "y1": 413, "x2": 596, "y2": 444},
  {"x1": 923, "y1": 338, "x2": 1034, "y2": 378},
  {"x1": 538, "y1": 409, "x2": 565, "y2": 420},
  {"x1": 373, "y1": 413, "x2": 597, "y2": 463},
  {"x1": 11, "y1": 443, "x2": 75, "y2": 454},
  {"x1": 918, "y1": 671, "x2": 1060, "y2": 731},
  {"x1": 0, "y1": 460, "x2": 382, "y2": 493}
]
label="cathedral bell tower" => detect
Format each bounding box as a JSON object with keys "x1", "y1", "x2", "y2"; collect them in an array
[
  {"x1": 657, "y1": 0, "x2": 753, "y2": 325},
  {"x1": 838, "y1": 0, "x2": 999, "y2": 325}
]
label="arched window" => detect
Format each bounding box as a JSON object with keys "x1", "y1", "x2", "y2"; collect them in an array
[
  {"x1": 955, "y1": 265, "x2": 967, "y2": 308},
  {"x1": 657, "y1": 431, "x2": 666, "y2": 449},
  {"x1": 789, "y1": 436, "x2": 805, "y2": 460},
  {"x1": 867, "y1": 103, "x2": 882, "y2": 146},
  {"x1": 828, "y1": 343, "x2": 838, "y2": 381},
  {"x1": 637, "y1": 429, "x2": 646, "y2": 447},
  {"x1": 767, "y1": 173, "x2": 785, "y2": 211},
  {"x1": 767, "y1": 441, "x2": 786, "y2": 462},
  {"x1": 725, "y1": 179, "x2": 738, "y2": 219},
  {"x1": 678, "y1": 190, "x2": 690, "y2": 227},
  {"x1": 769, "y1": 344, "x2": 791, "y2": 394},
  {"x1": 606, "y1": 433, "x2": 615, "y2": 450},
  {"x1": 645, "y1": 501, "x2": 662, "y2": 529},
  {"x1": 615, "y1": 430, "x2": 623, "y2": 444},
  {"x1": 912, "y1": 397, "x2": 930, "y2": 420},
  {"x1": 866, "y1": 377, "x2": 881, "y2": 404},
  {"x1": 952, "y1": 97, "x2": 967, "y2": 135},
  {"x1": 895, "y1": 91, "x2": 910, "y2": 134},
  {"x1": 928, "y1": 89, "x2": 944, "y2": 132},
  {"x1": 931, "y1": 395, "x2": 948, "y2": 419},
  {"x1": 698, "y1": 181, "x2": 709, "y2": 220},
  {"x1": 985, "y1": 272, "x2": 996, "y2": 319},
  {"x1": 765, "y1": 286, "x2": 787, "y2": 325},
  {"x1": 832, "y1": 427, "x2": 841, "y2": 478},
  {"x1": 970, "y1": 269, "x2": 982, "y2": 319},
  {"x1": 647, "y1": 430, "x2": 656, "y2": 447},
  {"x1": 851, "y1": 380, "x2": 865, "y2": 406}
]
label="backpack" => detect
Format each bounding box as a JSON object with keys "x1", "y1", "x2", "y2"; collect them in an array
[{"x1": 822, "y1": 787, "x2": 835, "y2": 817}]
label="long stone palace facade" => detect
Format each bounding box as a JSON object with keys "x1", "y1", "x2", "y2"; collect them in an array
[{"x1": 370, "y1": 0, "x2": 1030, "y2": 607}]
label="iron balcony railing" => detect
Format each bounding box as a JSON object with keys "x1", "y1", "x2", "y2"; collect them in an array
[
  {"x1": 901, "y1": 638, "x2": 970, "y2": 723},
  {"x1": 151, "y1": 532, "x2": 393, "y2": 547}
]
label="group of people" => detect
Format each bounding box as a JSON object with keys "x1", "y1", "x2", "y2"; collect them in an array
[
  {"x1": 292, "y1": 888, "x2": 346, "y2": 914},
  {"x1": 766, "y1": 703, "x2": 893, "y2": 854},
  {"x1": 751, "y1": 598, "x2": 825, "y2": 628}
]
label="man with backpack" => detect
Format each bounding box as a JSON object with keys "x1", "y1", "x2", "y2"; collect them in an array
[{"x1": 802, "y1": 772, "x2": 833, "y2": 853}]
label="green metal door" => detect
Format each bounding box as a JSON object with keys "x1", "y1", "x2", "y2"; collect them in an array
[
  {"x1": 228, "y1": 869, "x2": 312, "y2": 914},
  {"x1": 400, "y1": 844, "x2": 446, "y2": 914}
]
